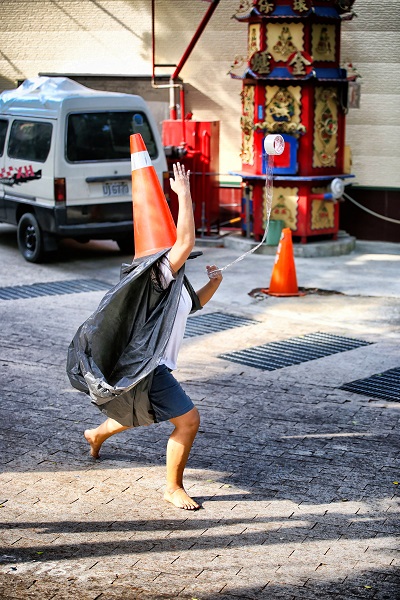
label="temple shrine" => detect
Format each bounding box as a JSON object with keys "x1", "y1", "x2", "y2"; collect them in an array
[{"x1": 229, "y1": 0, "x2": 356, "y2": 243}]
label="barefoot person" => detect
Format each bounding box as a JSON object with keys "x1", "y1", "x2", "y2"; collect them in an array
[{"x1": 68, "y1": 162, "x2": 222, "y2": 510}]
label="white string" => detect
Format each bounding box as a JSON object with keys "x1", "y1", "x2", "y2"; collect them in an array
[
  {"x1": 209, "y1": 154, "x2": 275, "y2": 276},
  {"x1": 343, "y1": 192, "x2": 400, "y2": 225}
]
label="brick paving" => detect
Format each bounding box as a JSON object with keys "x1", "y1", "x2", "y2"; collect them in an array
[{"x1": 0, "y1": 239, "x2": 399, "y2": 599}]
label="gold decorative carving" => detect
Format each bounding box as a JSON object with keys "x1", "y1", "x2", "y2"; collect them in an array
[
  {"x1": 228, "y1": 55, "x2": 247, "y2": 78},
  {"x1": 250, "y1": 50, "x2": 270, "y2": 76},
  {"x1": 241, "y1": 85, "x2": 255, "y2": 165},
  {"x1": 267, "y1": 187, "x2": 298, "y2": 230},
  {"x1": 233, "y1": 0, "x2": 252, "y2": 17},
  {"x1": 232, "y1": 0, "x2": 274, "y2": 18},
  {"x1": 293, "y1": 0, "x2": 308, "y2": 11},
  {"x1": 312, "y1": 24, "x2": 336, "y2": 62},
  {"x1": 313, "y1": 87, "x2": 338, "y2": 168},
  {"x1": 255, "y1": 85, "x2": 305, "y2": 135},
  {"x1": 248, "y1": 24, "x2": 261, "y2": 57},
  {"x1": 311, "y1": 196, "x2": 335, "y2": 230},
  {"x1": 257, "y1": 0, "x2": 275, "y2": 13},
  {"x1": 267, "y1": 23, "x2": 304, "y2": 62},
  {"x1": 288, "y1": 51, "x2": 312, "y2": 76}
]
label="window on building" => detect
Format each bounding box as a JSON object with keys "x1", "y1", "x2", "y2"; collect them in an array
[{"x1": 66, "y1": 111, "x2": 158, "y2": 162}]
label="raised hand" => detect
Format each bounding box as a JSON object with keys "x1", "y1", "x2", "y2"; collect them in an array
[{"x1": 169, "y1": 162, "x2": 191, "y2": 197}]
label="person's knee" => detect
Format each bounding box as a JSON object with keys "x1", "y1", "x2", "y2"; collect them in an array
[
  {"x1": 190, "y1": 407, "x2": 200, "y2": 430},
  {"x1": 176, "y1": 407, "x2": 200, "y2": 432}
]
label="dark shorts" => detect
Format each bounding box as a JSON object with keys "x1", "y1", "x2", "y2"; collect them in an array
[{"x1": 149, "y1": 364, "x2": 195, "y2": 423}]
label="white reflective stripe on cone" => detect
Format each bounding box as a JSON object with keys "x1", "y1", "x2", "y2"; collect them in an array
[{"x1": 131, "y1": 151, "x2": 152, "y2": 171}]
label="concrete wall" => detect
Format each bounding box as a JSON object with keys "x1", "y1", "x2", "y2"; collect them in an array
[
  {"x1": 1, "y1": 0, "x2": 399, "y2": 189},
  {"x1": 341, "y1": 0, "x2": 400, "y2": 188}
]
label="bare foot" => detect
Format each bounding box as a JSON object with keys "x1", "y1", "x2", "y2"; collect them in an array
[
  {"x1": 84, "y1": 429, "x2": 101, "y2": 459},
  {"x1": 164, "y1": 487, "x2": 201, "y2": 510}
]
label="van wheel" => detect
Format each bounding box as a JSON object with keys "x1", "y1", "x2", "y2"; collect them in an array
[
  {"x1": 116, "y1": 234, "x2": 135, "y2": 255},
  {"x1": 17, "y1": 213, "x2": 45, "y2": 263}
]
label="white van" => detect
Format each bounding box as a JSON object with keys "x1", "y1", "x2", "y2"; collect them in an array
[{"x1": 0, "y1": 77, "x2": 167, "y2": 262}]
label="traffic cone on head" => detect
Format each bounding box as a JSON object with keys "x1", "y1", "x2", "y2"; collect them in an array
[
  {"x1": 262, "y1": 228, "x2": 304, "y2": 296},
  {"x1": 130, "y1": 133, "x2": 177, "y2": 258}
]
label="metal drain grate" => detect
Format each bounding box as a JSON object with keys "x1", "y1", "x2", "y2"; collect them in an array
[
  {"x1": 340, "y1": 367, "x2": 400, "y2": 401},
  {"x1": 219, "y1": 332, "x2": 372, "y2": 371},
  {"x1": 0, "y1": 279, "x2": 111, "y2": 300},
  {"x1": 184, "y1": 312, "x2": 257, "y2": 338}
]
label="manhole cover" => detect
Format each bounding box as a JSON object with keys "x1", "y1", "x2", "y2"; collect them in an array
[
  {"x1": 219, "y1": 332, "x2": 372, "y2": 371},
  {"x1": 185, "y1": 312, "x2": 257, "y2": 338},
  {"x1": 340, "y1": 367, "x2": 400, "y2": 401},
  {"x1": 0, "y1": 279, "x2": 110, "y2": 300}
]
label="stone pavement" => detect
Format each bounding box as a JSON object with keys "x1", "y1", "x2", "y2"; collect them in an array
[{"x1": 0, "y1": 228, "x2": 399, "y2": 599}]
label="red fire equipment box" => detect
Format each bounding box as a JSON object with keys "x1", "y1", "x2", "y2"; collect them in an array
[{"x1": 162, "y1": 120, "x2": 220, "y2": 236}]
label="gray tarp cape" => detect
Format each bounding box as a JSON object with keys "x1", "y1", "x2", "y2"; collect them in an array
[{"x1": 66, "y1": 249, "x2": 201, "y2": 427}]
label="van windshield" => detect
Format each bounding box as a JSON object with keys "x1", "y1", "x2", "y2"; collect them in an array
[{"x1": 66, "y1": 111, "x2": 158, "y2": 162}]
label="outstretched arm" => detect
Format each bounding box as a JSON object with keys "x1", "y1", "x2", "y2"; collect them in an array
[
  {"x1": 168, "y1": 163, "x2": 195, "y2": 273},
  {"x1": 196, "y1": 265, "x2": 223, "y2": 307}
]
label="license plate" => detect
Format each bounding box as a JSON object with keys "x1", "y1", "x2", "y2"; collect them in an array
[{"x1": 102, "y1": 181, "x2": 130, "y2": 197}]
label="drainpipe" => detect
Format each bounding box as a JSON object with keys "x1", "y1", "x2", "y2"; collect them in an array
[
  {"x1": 170, "y1": 0, "x2": 220, "y2": 83},
  {"x1": 151, "y1": 0, "x2": 181, "y2": 119},
  {"x1": 151, "y1": 0, "x2": 220, "y2": 142}
]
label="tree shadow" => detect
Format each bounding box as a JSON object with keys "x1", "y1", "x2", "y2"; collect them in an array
[{"x1": 0, "y1": 507, "x2": 398, "y2": 562}]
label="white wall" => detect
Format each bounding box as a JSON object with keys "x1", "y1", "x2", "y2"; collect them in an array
[{"x1": 1, "y1": 0, "x2": 398, "y2": 188}]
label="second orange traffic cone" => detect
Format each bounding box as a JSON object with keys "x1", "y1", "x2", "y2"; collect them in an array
[
  {"x1": 130, "y1": 133, "x2": 177, "y2": 258},
  {"x1": 263, "y1": 228, "x2": 304, "y2": 297}
]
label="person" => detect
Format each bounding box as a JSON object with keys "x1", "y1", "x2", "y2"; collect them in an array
[{"x1": 80, "y1": 163, "x2": 223, "y2": 510}]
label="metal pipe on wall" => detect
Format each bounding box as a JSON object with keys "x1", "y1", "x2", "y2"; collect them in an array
[
  {"x1": 170, "y1": 0, "x2": 220, "y2": 81},
  {"x1": 151, "y1": 0, "x2": 221, "y2": 141}
]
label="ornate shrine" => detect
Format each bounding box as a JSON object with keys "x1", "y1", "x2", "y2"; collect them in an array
[{"x1": 230, "y1": 0, "x2": 356, "y2": 243}]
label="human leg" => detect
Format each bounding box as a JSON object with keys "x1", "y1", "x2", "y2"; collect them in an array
[
  {"x1": 164, "y1": 407, "x2": 201, "y2": 510},
  {"x1": 84, "y1": 418, "x2": 131, "y2": 458},
  {"x1": 147, "y1": 366, "x2": 200, "y2": 509}
]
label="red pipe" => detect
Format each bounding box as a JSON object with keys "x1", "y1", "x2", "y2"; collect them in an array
[
  {"x1": 180, "y1": 87, "x2": 186, "y2": 144},
  {"x1": 171, "y1": 0, "x2": 220, "y2": 81},
  {"x1": 152, "y1": 0, "x2": 220, "y2": 133}
]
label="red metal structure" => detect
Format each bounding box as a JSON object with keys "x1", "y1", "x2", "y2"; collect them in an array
[
  {"x1": 162, "y1": 119, "x2": 220, "y2": 235},
  {"x1": 229, "y1": 0, "x2": 356, "y2": 243}
]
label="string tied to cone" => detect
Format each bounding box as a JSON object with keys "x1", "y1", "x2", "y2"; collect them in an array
[{"x1": 208, "y1": 134, "x2": 284, "y2": 277}]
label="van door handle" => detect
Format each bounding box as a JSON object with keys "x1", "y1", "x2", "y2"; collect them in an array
[{"x1": 86, "y1": 175, "x2": 131, "y2": 183}]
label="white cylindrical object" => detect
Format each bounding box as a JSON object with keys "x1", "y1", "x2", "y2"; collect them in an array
[
  {"x1": 330, "y1": 177, "x2": 345, "y2": 199},
  {"x1": 264, "y1": 134, "x2": 285, "y2": 155}
]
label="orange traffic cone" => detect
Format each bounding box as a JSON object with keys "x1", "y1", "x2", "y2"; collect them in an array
[
  {"x1": 263, "y1": 228, "x2": 304, "y2": 296},
  {"x1": 130, "y1": 133, "x2": 177, "y2": 258}
]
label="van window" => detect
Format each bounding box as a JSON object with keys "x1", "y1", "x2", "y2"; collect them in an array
[
  {"x1": 66, "y1": 111, "x2": 158, "y2": 162},
  {"x1": 8, "y1": 120, "x2": 52, "y2": 162},
  {"x1": 0, "y1": 119, "x2": 8, "y2": 157}
]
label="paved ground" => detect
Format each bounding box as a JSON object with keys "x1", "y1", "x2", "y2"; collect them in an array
[{"x1": 0, "y1": 226, "x2": 399, "y2": 599}]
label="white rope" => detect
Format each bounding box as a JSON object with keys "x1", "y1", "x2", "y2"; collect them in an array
[
  {"x1": 208, "y1": 154, "x2": 275, "y2": 276},
  {"x1": 343, "y1": 192, "x2": 400, "y2": 225}
]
